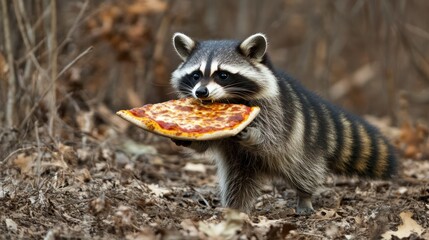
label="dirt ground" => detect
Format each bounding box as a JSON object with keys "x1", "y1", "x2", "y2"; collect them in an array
[{"x1": 1, "y1": 116, "x2": 428, "y2": 240}]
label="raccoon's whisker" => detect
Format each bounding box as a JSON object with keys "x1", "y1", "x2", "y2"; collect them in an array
[
  {"x1": 224, "y1": 87, "x2": 258, "y2": 95},
  {"x1": 210, "y1": 88, "x2": 222, "y2": 100}
]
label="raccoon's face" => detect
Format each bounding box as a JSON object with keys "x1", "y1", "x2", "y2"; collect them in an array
[{"x1": 171, "y1": 33, "x2": 279, "y2": 102}]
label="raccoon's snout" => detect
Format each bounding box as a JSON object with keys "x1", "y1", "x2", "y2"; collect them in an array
[{"x1": 195, "y1": 86, "x2": 209, "y2": 98}]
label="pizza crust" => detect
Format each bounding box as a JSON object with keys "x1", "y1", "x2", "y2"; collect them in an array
[{"x1": 116, "y1": 105, "x2": 260, "y2": 141}]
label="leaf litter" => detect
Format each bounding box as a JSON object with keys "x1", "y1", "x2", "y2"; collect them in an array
[{"x1": 1, "y1": 115, "x2": 429, "y2": 239}]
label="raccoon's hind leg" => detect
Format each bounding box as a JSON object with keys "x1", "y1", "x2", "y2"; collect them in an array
[
  {"x1": 216, "y1": 155, "x2": 265, "y2": 212},
  {"x1": 296, "y1": 189, "x2": 314, "y2": 215}
]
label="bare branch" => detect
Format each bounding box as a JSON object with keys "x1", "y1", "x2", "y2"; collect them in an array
[
  {"x1": 48, "y1": 0, "x2": 58, "y2": 136},
  {"x1": 13, "y1": 0, "x2": 51, "y2": 83},
  {"x1": 1, "y1": 0, "x2": 17, "y2": 128},
  {"x1": 20, "y1": 46, "x2": 94, "y2": 129}
]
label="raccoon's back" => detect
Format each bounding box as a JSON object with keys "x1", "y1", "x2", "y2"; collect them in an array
[{"x1": 277, "y1": 72, "x2": 397, "y2": 179}]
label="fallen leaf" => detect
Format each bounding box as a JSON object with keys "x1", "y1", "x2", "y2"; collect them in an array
[
  {"x1": 5, "y1": 218, "x2": 18, "y2": 232},
  {"x1": 126, "y1": 228, "x2": 157, "y2": 240},
  {"x1": 199, "y1": 209, "x2": 245, "y2": 239},
  {"x1": 147, "y1": 184, "x2": 170, "y2": 197},
  {"x1": 89, "y1": 194, "x2": 108, "y2": 215},
  {"x1": 76, "y1": 168, "x2": 92, "y2": 183},
  {"x1": 315, "y1": 209, "x2": 338, "y2": 219},
  {"x1": 114, "y1": 205, "x2": 134, "y2": 227},
  {"x1": 253, "y1": 216, "x2": 296, "y2": 239},
  {"x1": 180, "y1": 219, "x2": 199, "y2": 237},
  {"x1": 127, "y1": 0, "x2": 167, "y2": 14},
  {"x1": 397, "y1": 187, "x2": 408, "y2": 194},
  {"x1": 13, "y1": 153, "x2": 34, "y2": 174},
  {"x1": 123, "y1": 140, "x2": 158, "y2": 155},
  {"x1": 183, "y1": 163, "x2": 206, "y2": 173},
  {"x1": 0, "y1": 51, "x2": 8, "y2": 75},
  {"x1": 381, "y1": 211, "x2": 424, "y2": 239}
]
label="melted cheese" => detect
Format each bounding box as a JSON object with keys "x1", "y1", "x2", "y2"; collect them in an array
[{"x1": 127, "y1": 98, "x2": 254, "y2": 137}]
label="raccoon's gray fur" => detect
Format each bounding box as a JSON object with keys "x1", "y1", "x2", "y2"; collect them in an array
[{"x1": 170, "y1": 33, "x2": 397, "y2": 214}]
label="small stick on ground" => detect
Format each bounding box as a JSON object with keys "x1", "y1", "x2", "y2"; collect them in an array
[{"x1": 35, "y1": 121, "x2": 42, "y2": 186}]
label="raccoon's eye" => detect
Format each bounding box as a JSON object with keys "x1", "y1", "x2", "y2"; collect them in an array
[
  {"x1": 218, "y1": 71, "x2": 229, "y2": 80},
  {"x1": 192, "y1": 71, "x2": 201, "y2": 81}
]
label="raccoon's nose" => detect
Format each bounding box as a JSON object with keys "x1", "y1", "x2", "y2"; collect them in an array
[{"x1": 195, "y1": 87, "x2": 209, "y2": 98}]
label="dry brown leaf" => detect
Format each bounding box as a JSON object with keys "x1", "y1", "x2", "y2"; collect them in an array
[
  {"x1": 76, "y1": 168, "x2": 92, "y2": 183},
  {"x1": 114, "y1": 205, "x2": 134, "y2": 227},
  {"x1": 315, "y1": 209, "x2": 338, "y2": 219},
  {"x1": 147, "y1": 184, "x2": 170, "y2": 197},
  {"x1": 198, "y1": 209, "x2": 245, "y2": 239},
  {"x1": 13, "y1": 153, "x2": 34, "y2": 174},
  {"x1": 398, "y1": 121, "x2": 429, "y2": 159},
  {"x1": 180, "y1": 219, "x2": 200, "y2": 237},
  {"x1": 89, "y1": 195, "x2": 108, "y2": 215},
  {"x1": 126, "y1": 228, "x2": 157, "y2": 240},
  {"x1": 0, "y1": 51, "x2": 8, "y2": 75},
  {"x1": 5, "y1": 218, "x2": 17, "y2": 232},
  {"x1": 127, "y1": 0, "x2": 167, "y2": 14},
  {"x1": 381, "y1": 211, "x2": 424, "y2": 239},
  {"x1": 123, "y1": 140, "x2": 158, "y2": 156},
  {"x1": 251, "y1": 216, "x2": 295, "y2": 238}
]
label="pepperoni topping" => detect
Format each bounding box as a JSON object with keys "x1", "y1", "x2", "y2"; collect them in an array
[
  {"x1": 174, "y1": 105, "x2": 193, "y2": 112},
  {"x1": 130, "y1": 108, "x2": 148, "y2": 117},
  {"x1": 227, "y1": 114, "x2": 244, "y2": 123}
]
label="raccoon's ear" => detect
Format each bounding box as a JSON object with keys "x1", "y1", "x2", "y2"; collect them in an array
[
  {"x1": 173, "y1": 33, "x2": 196, "y2": 60},
  {"x1": 239, "y1": 33, "x2": 267, "y2": 62}
]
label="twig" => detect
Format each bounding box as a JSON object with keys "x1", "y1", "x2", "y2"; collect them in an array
[
  {"x1": 13, "y1": 0, "x2": 51, "y2": 87},
  {"x1": 193, "y1": 188, "x2": 211, "y2": 208},
  {"x1": 35, "y1": 121, "x2": 42, "y2": 186},
  {"x1": 396, "y1": 23, "x2": 429, "y2": 85},
  {"x1": 31, "y1": 0, "x2": 89, "y2": 73},
  {"x1": 16, "y1": 0, "x2": 36, "y2": 86},
  {"x1": 57, "y1": 0, "x2": 89, "y2": 52},
  {"x1": 405, "y1": 23, "x2": 429, "y2": 41},
  {"x1": 48, "y1": 0, "x2": 58, "y2": 136},
  {"x1": 16, "y1": 37, "x2": 46, "y2": 65},
  {"x1": 16, "y1": 0, "x2": 35, "y2": 45},
  {"x1": 1, "y1": 0, "x2": 17, "y2": 128},
  {"x1": 20, "y1": 46, "x2": 94, "y2": 129}
]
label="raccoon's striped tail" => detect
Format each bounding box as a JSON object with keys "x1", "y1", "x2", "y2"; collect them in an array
[{"x1": 326, "y1": 111, "x2": 398, "y2": 179}]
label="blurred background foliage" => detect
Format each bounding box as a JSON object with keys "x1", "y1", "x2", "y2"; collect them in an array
[{"x1": 1, "y1": 0, "x2": 429, "y2": 141}]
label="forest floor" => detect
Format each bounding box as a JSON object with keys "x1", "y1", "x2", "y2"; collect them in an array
[{"x1": 1, "y1": 114, "x2": 429, "y2": 240}]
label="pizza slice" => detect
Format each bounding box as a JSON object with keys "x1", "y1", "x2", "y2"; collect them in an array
[{"x1": 116, "y1": 98, "x2": 260, "y2": 140}]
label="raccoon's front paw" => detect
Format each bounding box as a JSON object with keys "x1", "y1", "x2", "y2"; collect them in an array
[
  {"x1": 171, "y1": 139, "x2": 192, "y2": 147},
  {"x1": 296, "y1": 206, "x2": 315, "y2": 215},
  {"x1": 296, "y1": 192, "x2": 315, "y2": 215},
  {"x1": 235, "y1": 127, "x2": 262, "y2": 146},
  {"x1": 171, "y1": 139, "x2": 210, "y2": 153}
]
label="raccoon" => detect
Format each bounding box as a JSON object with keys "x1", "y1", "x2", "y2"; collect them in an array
[{"x1": 170, "y1": 33, "x2": 397, "y2": 214}]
